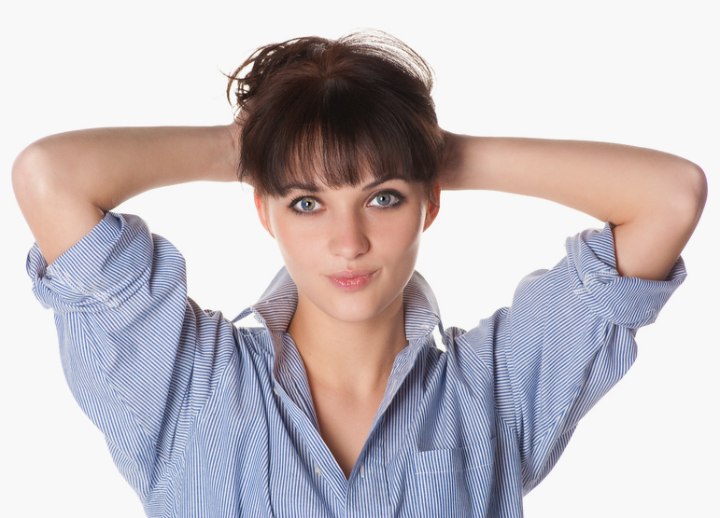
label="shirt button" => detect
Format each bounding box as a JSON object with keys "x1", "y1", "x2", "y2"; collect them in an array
[
  {"x1": 314, "y1": 465, "x2": 322, "y2": 476},
  {"x1": 273, "y1": 385, "x2": 280, "y2": 396}
]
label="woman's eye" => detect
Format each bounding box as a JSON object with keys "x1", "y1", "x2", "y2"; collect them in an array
[
  {"x1": 291, "y1": 197, "x2": 321, "y2": 213},
  {"x1": 369, "y1": 191, "x2": 403, "y2": 208}
]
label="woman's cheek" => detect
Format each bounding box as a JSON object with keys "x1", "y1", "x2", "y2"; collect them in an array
[{"x1": 378, "y1": 211, "x2": 424, "y2": 247}]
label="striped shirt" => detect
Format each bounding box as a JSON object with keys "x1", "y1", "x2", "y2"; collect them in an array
[{"x1": 28, "y1": 212, "x2": 686, "y2": 517}]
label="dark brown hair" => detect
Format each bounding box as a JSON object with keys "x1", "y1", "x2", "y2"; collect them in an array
[{"x1": 225, "y1": 30, "x2": 444, "y2": 196}]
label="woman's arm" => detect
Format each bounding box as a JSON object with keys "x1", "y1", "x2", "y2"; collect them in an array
[
  {"x1": 440, "y1": 133, "x2": 707, "y2": 280},
  {"x1": 12, "y1": 123, "x2": 241, "y2": 264}
]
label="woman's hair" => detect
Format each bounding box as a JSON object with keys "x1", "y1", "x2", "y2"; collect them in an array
[{"x1": 226, "y1": 30, "x2": 444, "y2": 196}]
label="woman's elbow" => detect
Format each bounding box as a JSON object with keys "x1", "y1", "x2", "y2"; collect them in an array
[
  {"x1": 673, "y1": 161, "x2": 707, "y2": 228},
  {"x1": 12, "y1": 142, "x2": 55, "y2": 210}
]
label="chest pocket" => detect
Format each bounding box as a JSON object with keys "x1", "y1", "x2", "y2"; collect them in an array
[
  {"x1": 410, "y1": 439, "x2": 495, "y2": 517},
  {"x1": 415, "y1": 446, "x2": 469, "y2": 474}
]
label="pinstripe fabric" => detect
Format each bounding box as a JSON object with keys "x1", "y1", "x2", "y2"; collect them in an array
[{"x1": 28, "y1": 212, "x2": 686, "y2": 517}]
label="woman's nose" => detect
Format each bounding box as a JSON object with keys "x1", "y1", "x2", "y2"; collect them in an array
[{"x1": 329, "y1": 211, "x2": 370, "y2": 260}]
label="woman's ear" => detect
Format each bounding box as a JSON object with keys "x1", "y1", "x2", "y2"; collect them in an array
[
  {"x1": 423, "y1": 182, "x2": 441, "y2": 231},
  {"x1": 254, "y1": 191, "x2": 275, "y2": 237}
]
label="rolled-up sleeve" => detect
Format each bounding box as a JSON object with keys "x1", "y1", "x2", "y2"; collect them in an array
[
  {"x1": 565, "y1": 223, "x2": 686, "y2": 327},
  {"x1": 27, "y1": 212, "x2": 239, "y2": 498},
  {"x1": 496, "y1": 223, "x2": 686, "y2": 493}
]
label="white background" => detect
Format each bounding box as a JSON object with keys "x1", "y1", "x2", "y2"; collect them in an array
[{"x1": 1, "y1": 1, "x2": 717, "y2": 516}]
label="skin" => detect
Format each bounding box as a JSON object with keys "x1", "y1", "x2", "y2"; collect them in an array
[
  {"x1": 13, "y1": 120, "x2": 706, "y2": 477},
  {"x1": 254, "y1": 177, "x2": 440, "y2": 475}
]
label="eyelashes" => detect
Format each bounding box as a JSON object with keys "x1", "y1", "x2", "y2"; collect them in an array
[
  {"x1": 290, "y1": 197, "x2": 320, "y2": 214},
  {"x1": 368, "y1": 190, "x2": 405, "y2": 208},
  {"x1": 288, "y1": 189, "x2": 406, "y2": 215}
]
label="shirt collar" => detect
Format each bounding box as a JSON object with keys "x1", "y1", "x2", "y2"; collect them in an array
[{"x1": 240, "y1": 267, "x2": 442, "y2": 343}]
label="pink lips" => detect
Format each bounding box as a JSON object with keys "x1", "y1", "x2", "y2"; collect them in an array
[{"x1": 328, "y1": 270, "x2": 377, "y2": 291}]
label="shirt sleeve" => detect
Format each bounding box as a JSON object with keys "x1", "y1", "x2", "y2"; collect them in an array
[
  {"x1": 26, "y1": 212, "x2": 239, "y2": 498},
  {"x1": 495, "y1": 223, "x2": 686, "y2": 493}
]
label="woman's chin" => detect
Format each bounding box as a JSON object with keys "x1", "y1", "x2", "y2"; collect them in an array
[
  {"x1": 300, "y1": 288, "x2": 403, "y2": 326},
  {"x1": 319, "y1": 299, "x2": 390, "y2": 325}
]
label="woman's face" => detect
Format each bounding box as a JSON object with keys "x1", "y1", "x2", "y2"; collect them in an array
[{"x1": 255, "y1": 176, "x2": 440, "y2": 324}]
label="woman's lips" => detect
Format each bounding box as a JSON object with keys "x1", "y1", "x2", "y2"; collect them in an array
[{"x1": 327, "y1": 270, "x2": 377, "y2": 290}]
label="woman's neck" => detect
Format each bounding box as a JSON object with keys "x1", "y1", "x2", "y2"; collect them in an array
[{"x1": 287, "y1": 294, "x2": 408, "y2": 399}]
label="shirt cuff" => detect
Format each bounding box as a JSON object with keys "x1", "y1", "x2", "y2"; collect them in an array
[
  {"x1": 27, "y1": 212, "x2": 153, "y2": 314},
  {"x1": 565, "y1": 222, "x2": 687, "y2": 328}
]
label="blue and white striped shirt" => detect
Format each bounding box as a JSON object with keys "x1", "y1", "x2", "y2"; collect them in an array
[{"x1": 28, "y1": 212, "x2": 686, "y2": 517}]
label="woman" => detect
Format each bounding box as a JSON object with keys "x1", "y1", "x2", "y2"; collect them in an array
[{"x1": 13, "y1": 31, "x2": 705, "y2": 517}]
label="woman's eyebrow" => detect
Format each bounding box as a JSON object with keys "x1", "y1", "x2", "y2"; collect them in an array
[
  {"x1": 278, "y1": 182, "x2": 321, "y2": 196},
  {"x1": 362, "y1": 175, "x2": 402, "y2": 191},
  {"x1": 278, "y1": 176, "x2": 402, "y2": 196}
]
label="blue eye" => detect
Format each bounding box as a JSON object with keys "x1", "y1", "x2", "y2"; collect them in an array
[
  {"x1": 369, "y1": 190, "x2": 403, "y2": 208},
  {"x1": 290, "y1": 197, "x2": 321, "y2": 214}
]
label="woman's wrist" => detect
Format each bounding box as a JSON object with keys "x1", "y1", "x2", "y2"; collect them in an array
[
  {"x1": 438, "y1": 131, "x2": 489, "y2": 191},
  {"x1": 215, "y1": 122, "x2": 242, "y2": 182}
]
